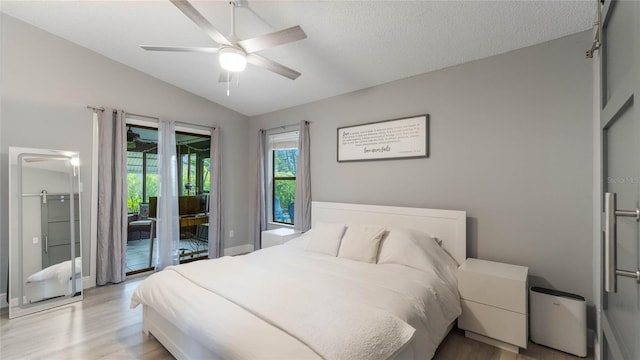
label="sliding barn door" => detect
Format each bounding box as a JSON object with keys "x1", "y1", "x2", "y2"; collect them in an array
[
  {"x1": 41, "y1": 194, "x2": 80, "y2": 268},
  {"x1": 600, "y1": 1, "x2": 640, "y2": 359}
]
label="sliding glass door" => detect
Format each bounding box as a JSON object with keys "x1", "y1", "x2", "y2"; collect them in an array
[
  {"x1": 126, "y1": 125, "x2": 158, "y2": 274},
  {"x1": 174, "y1": 131, "x2": 211, "y2": 263},
  {"x1": 125, "y1": 123, "x2": 212, "y2": 274}
]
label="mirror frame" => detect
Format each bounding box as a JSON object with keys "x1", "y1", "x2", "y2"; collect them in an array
[{"x1": 9, "y1": 147, "x2": 83, "y2": 318}]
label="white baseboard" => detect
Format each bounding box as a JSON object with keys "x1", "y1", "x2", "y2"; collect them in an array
[
  {"x1": 82, "y1": 275, "x2": 94, "y2": 289},
  {"x1": 0, "y1": 293, "x2": 8, "y2": 309},
  {"x1": 224, "y1": 244, "x2": 254, "y2": 256}
]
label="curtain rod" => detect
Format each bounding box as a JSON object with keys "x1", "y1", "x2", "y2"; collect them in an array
[
  {"x1": 262, "y1": 121, "x2": 308, "y2": 132},
  {"x1": 89, "y1": 108, "x2": 215, "y2": 130},
  {"x1": 127, "y1": 112, "x2": 159, "y2": 120},
  {"x1": 177, "y1": 121, "x2": 216, "y2": 131},
  {"x1": 127, "y1": 112, "x2": 216, "y2": 130}
]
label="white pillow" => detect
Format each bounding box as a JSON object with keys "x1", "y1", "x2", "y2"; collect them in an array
[
  {"x1": 337, "y1": 225, "x2": 386, "y2": 263},
  {"x1": 305, "y1": 222, "x2": 347, "y2": 256},
  {"x1": 377, "y1": 228, "x2": 458, "y2": 284}
]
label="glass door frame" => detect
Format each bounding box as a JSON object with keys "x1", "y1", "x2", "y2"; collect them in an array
[{"x1": 124, "y1": 117, "x2": 213, "y2": 274}]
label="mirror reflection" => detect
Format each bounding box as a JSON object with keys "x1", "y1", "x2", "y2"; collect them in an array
[{"x1": 9, "y1": 147, "x2": 83, "y2": 318}]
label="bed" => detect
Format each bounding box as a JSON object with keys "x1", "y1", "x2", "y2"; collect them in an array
[
  {"x1": 131, "y1": 202, "x2": 467, "y2": 360},
  {"x1": 25, "y1": 257, "x2": 82, "y2": 303}
]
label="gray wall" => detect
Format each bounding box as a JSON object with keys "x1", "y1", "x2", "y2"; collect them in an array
[
  {"x1": 249, "y1": 32, "x2": 594, "y2": 305},
  {"x1": 1, "y1": 14, "x2": 250, "y2": 292}
]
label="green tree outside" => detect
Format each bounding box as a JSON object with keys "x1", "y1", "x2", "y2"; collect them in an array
[
  {"x1": 273, "y1": 149, "x2": 297, "y2": 223},
  {"x1": 127, "y1": 173, "x2": 142, "y2": 213}
]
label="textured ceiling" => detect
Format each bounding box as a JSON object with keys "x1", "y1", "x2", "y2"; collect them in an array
[{"x1": 1, "y1": 1, "x2": 596, "y2": 116}]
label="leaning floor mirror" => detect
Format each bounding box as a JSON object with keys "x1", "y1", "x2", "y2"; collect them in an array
[{"x1": 9, "y1": 147, "x2": 83, "y2": 318}]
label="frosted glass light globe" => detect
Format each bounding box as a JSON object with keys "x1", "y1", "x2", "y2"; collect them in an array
[{"x1": 219, "y1": 47, "x2": 247, "y2": 72}]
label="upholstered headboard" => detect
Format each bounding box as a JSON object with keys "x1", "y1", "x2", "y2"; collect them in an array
[{"x1": 311, "y1": 201, "x2": 467, "y2": 265}]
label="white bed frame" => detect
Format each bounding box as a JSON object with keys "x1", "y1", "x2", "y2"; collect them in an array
[
  {"x1": 312, "y1": 201, "x2": 466, "y2": 264},
  {"x1": 142, "y1": 201, "x2": 467, "y2": 359}
]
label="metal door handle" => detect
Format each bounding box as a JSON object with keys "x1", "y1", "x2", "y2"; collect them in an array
[
  {"x1": 44, "y1": 236, "x2": 48, "y2": 254},
  {"x1": 604, "y1": 192, "x2": 640, "y2": 293}
]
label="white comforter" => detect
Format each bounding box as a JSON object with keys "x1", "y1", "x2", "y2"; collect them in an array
[{"x1": 131, "y1": 238, "x2": 461, "y2": 360}]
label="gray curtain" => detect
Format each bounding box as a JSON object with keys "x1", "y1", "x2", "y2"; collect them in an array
[
  {"x1": 254, "y1": 130, "x2": 267, "y2": 250},
  {"x1": 208, "y1": 128, "x2": 223, "y2": 258},
  {"x1": 96, "y1": 109, "x2": 127, "y2": 285},
  {"x1": 294, "y1": 121, "x2": 312, "y2": 231}
]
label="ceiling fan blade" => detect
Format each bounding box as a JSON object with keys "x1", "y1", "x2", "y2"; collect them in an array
[
  {"x1": 170, "y1": 0, "x2": 232, "y2": 46},
  {"x1": 140, "y1": 45, "x2": 219, "y2": 53},
  {"x1": 237, "y1": 25, "x2": 307, "y2": 54},
  {"x1": 218, "y1": 72, "x2": 235, "y2": 83},
  {"x1": 246, "y1": 54, "x2": 301, "y2": 80}
]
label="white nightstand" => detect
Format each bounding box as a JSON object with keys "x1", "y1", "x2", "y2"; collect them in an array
[
  {"x1": 457, "y1": 258, "x2": 529, "y2": 353},
  {"x1": 261, "y1": 228, "x2": 302, "y2": 248}
]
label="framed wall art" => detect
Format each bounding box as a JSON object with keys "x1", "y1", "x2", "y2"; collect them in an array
[{"x1": 337, "y1": 114, "x2": 429, "y2": 162}]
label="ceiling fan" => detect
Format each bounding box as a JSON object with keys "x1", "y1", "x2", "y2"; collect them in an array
[{"x1": 140, "y1": 0, "x2": 307, "y2": 84}]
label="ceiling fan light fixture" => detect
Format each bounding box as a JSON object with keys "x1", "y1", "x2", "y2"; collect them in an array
[{"x1": 219, "y1": 47, "x2": 247, "y2": 72}]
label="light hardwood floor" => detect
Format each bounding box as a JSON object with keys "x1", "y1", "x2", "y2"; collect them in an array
[{"x1": 1, "y1": 275, "x2": 592, "y2": 360}]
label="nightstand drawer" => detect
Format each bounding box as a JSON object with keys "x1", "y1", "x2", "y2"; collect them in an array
[
  {"x1": 458, "y1": 259, "x2": 527, "y2": 314},
  {"x1": 459, "y1": 299, "x2": 527, "y2": 348}
]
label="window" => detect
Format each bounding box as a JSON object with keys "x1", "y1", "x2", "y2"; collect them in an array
[{"x1": 269, "y1": 131, "x2": 299, "y2": 225}]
